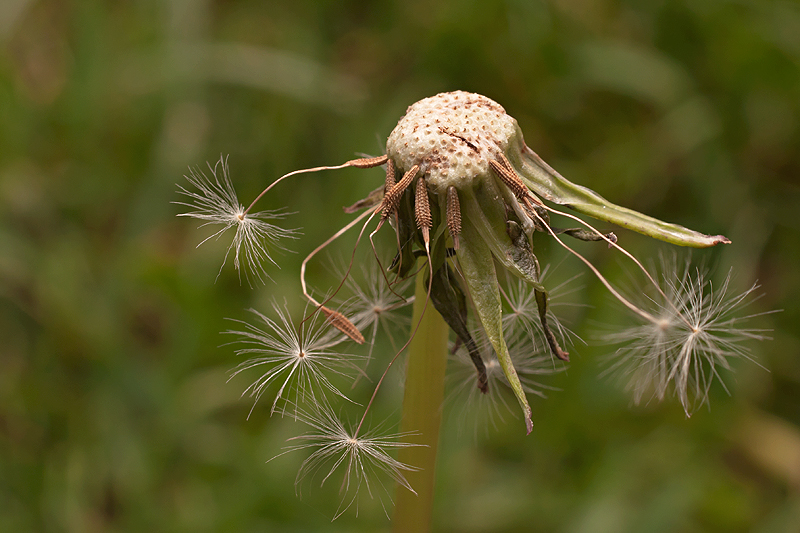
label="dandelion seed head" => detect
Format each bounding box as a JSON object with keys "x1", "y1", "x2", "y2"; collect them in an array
[
  {"x1": 387, "y1": 91, "x2": 516, "y2": 191},
  {"x1": 176, "y1": 89, "x2": 759, "y2": 515}
]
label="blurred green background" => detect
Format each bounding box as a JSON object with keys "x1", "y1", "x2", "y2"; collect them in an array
[{"x1": 2, "y1": 0, "x2": 799, "y2": 531}]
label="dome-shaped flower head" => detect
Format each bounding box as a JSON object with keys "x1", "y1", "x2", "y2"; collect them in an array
[{"x1": 377, "y1": 91, "x2": 729, "y2": 433}]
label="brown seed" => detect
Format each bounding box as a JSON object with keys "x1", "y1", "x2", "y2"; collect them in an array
[
  {"x1": 496, "y1": 153, "x2": 545, "y2": 208},
  {"x1": 446, "y1": 186, "x2": 461, "y2": 250},
  {"x1": 346, "y1": 154, "x2": 389, "y2": 168},
  {"x1": 415, "y1": 176, "x2": 432, "y2": 245},
  {"x1": 489, "y1": 158, "x2": 528, "y2": 200},
  {"x1": 496, "y1": 152, "x2": 515, "y2": 172},
  {"x1": 320, "y1": 306, "x2": 365, "y2": 344},
  {"x1": 384, "y1": 158, "x2": 396, "y2": 192},
  {"x1": 380, "y1": 165, "x2": 418, "y2": 221}
]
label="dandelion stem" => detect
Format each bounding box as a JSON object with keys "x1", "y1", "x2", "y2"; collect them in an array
[{"x1": 392, "y1": 269, "x2": 449, "y2": 533}]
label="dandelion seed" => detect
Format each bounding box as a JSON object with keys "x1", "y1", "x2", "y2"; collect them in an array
[
  {"x1": 272, "y1": 401, "x2": 422, "y2": 519},
  {"x1": 175, "y1": 155, "x2": 297, "y2": 285},
  {"x1": 601, "y1": 257, "x2": 773, "y2": 415},
  {"x1": 226, "y1": 301, "x2": 366, "y2": 416}
]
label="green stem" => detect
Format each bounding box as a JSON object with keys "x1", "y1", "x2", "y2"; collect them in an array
[{"x1": 392, "y1": 270, "x2": 449, "y2": 533}]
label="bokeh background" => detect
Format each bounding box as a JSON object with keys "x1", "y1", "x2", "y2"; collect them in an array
[{"x1": 2, "y1": 0, "x2": 799, "y2": 531}]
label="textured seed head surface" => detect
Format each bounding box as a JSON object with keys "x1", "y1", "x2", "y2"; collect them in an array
[{"x1": 386, "y1": 91, "x2": 518, "y2": 193}]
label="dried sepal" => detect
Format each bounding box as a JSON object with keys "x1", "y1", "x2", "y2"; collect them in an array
[
  {"x1": 510, "y1": 142, "x2": 729, "y2": 247},
  {"x1": 506, "y1": 221, "x2": 570, "y2": 361},
  {"x1": 457, "y1": 205, "x2": 533, "y2": 434},
  {"x1": 428, "y1": 263, "x2": 487, "y2": 393},
  {"x1": 558, "y1": 228, "x2": 618, "y2": 244}
]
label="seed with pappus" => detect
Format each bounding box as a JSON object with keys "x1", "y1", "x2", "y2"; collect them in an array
[{"x1": 600, "y1": 256, "x2": 774, "y2": 415}]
